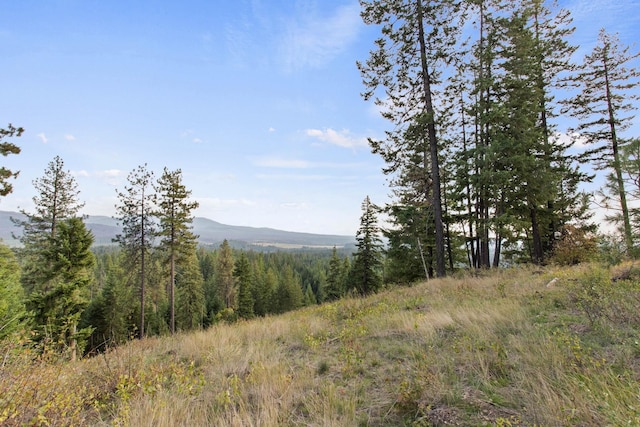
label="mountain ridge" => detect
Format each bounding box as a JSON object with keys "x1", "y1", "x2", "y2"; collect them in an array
[{"x1": 0, "y1": 210, "x2": 354, "y2": 249}]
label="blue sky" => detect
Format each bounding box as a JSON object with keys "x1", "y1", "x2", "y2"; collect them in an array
[{"x1": 0, "y1": 0, "x2": 638, "y2": 236}]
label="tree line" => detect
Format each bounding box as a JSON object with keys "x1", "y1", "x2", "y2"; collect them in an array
[
  {"x1": 0, "y1": 150, "x2": 383, "y2": 358},
  {"x1": 358, "y1": 0, "x2": 639, "y2": 279}
]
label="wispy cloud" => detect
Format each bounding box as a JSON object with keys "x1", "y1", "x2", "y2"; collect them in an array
[
  {"x1": 256, "y1": 173, "x2": 334, "y2": 181},
  {"x1": 71, "y1": 170, "x2": 90, "y2": 177},
  {"x1": 279, "y1": 3, "x2": 362, "y2": 71},
  {"x1": 37, "y1": 133, "x2": 48, "y2": 144},
  {"x1": 181, "y1": 129, "x2": 204, "y2": 144},
  {"x1": 96, "y1": 169, "x2": 125, "y2": 186},
  {"x1": 64, "y1": 134, "x2": 76, "y2": 141},
  {"x1": 305, "y1": 128, "x2": 368, "y2": 148}
]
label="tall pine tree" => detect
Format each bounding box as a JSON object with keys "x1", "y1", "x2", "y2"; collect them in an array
[
  {"x1": 564, "y1": 30, "x2": 640, "y2": 252},
  {"x1": 114, "y1": 164, "x2": 156, "y2": 339},
  {"x1": 358, "y1": 0, "x2": 463, "y2": 277},
  {"x1": 154, "y1": 168, "x2": 199, "y2": 334},
  {"x1": 14, "y1": 156, "x2": 84, "y2": 293}
]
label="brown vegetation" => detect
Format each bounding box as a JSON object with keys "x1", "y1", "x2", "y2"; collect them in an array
[{"x1": 2, "y1": 264, "x2": 639, "y2": 426}]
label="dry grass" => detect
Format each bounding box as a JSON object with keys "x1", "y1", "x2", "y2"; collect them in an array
[{"x1": 2, "y1": 264, "x2": 640, "y2": 426}]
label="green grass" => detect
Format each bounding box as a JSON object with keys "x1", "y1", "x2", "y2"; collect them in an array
[{"x1": 2, "y1": 263, "x2": 640, "y2": 426}]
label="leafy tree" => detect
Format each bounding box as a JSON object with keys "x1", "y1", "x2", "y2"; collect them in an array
[
  {"x1": 154, "y1": 167, "x2": 199, "y2": 334},
  {"x1": 14, "y1": 156, "x2": 84, "y2": 293},
  {"x1": 234, "y1": 253, "x2": 254, "y2": 319},
  {"x1": 0, "y1": 243, "x2": 25, "y2": 340},
  {"x1": 175, "y1": 253, "x2": 205, "y2": 331},
  {"x1": 0, "y1": 124, "x2": 23, "y2": 197},
  {"x1": 114, "y1": 164, "x2": 156, "y2": 339},
  {"x1": 564, "y1": 29, "x2": 640, "y2": 251},
  {"x1": 350, "y1": 196, "x2": 384, "y2": 295}
]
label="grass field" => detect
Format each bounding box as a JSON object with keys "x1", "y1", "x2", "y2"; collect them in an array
[{"x1": 2, "y1": 263, "x2": 640, "y2": 426}]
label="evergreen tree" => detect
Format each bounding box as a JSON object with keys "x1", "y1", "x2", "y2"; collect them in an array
[
  {"x1": 14, "y1": 156, "x2": 84, "y2": 293},
  {"x1": 154, "y1": 167, "x2": 199, "y2": 334},
  {"x1": 215, "y1": 240, "x2": 236, "y2": 310},
  {"x1": 564, "y1": 30, "x2": 640, "y2": 251},
  {"x1": 234, "y1": 253, "x2": 254, "y2": 319},
  {"x1": 383, "y1": 204, "x2": 432, "y2": 282},
  {"x1": 274, "y1": 266, "x2": 303, "y2": 313},
  {"x1": 0, "y1": 124, "x2": 23, "y2": 197},
  {"x1": 324, "y1": 246, "x2": 344, "y2": 301},
  {"x1": 29, "y1": 217, "x2": 95, "y2": 360},
  {"x1": 263, "y1": 267, "x2": 279, "y2": 314},
  {"x1": 303, "y1": 284, "x2": 316, "y2": 306},
  {"x1": 358, "y1": 0, "x2": 462, "y2": 277},
  {"x1": 251, "y1": 256, "x2": 270, "y2": 317},
  {"x1": 198, "y1": 249, "x2": 222, "y2": 325},
  {"x1": 175, "y1": 253, "x2": 205, "y2": 331},
  {"x1": 0, "y1": 243, "x2": 25, "y2": 340},
  {"x1": 114, "y1": 164, "x2": 156, "y2": 339},
  {"x1": 351, "y1": 196, "x2": 384, "y2": 295},
  {"x1": 85, "y1": 254, "x2": 135, "y2": 351}
]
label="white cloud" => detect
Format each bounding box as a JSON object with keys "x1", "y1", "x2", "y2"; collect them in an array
[
  {"x1": 268, "y1": 127, "x2": 276, "y2": 132},
  {"x1": 280, "y1": 3, "x2": 362, "y2": 71},
  {"x1": 64, "y1": 134, "x2": 76, "y2": 141},
  {"x1": 193, "y1": 138, "x2": 203, "y2": 143},
  {"x1": 305, "y1": 128, "x2": 368, "y2": 148},
  {"x1": 72, "y1": 170, "x2": 90, "y2": 177},
  {"x1": 37, "y1": 133, "x2": 48, "y2": 144},
  {"x1": 96, "y1": 169, "x2": 125, "y2": 185}
]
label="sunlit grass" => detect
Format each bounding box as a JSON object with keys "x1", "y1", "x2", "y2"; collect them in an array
[{"x1": 2, "y1": 263, "x2": 640, "y2": 426}]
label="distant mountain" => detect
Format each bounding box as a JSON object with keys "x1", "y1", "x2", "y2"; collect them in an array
[{"x1": 0, "y1": 210, "x2": 354, "y2": 249}]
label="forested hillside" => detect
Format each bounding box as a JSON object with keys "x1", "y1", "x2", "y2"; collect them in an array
[{"x1": 0, "y1": 210, "x2": 354, "y2": 248}]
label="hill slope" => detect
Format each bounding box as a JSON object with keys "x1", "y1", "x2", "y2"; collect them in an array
[
  {"x1": 2, "y1": 264, "x2": 639, "y2": 425},
  {"x1": 0, "y1": 210, "x2": 354, "y2": 249}
]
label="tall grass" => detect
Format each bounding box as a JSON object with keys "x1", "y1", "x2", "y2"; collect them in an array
[{"x1": 2, "y1": 264, "x2": 639, "y2": 426}]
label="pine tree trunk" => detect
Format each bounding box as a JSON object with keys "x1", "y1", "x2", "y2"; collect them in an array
[
  {"x1": 604, "y1": 60, "x2": 634, "y2": 250},
  {"x1": 416, "y1": 0, "x2": 446, "y2": 277}
]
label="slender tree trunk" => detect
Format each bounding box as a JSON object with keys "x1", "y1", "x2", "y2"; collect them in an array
[
  {"x1": 170, "y1": 253, "x2": 175, "y2": 334},
  {"x1": 604, "y1": 60, "x2": 633, "y2": 250},
  {"x1": 140, "y1": 192, "x2": 146, "y2": 340},
  {"x1": 530, "y1": 205, "x2": 544, "y2": 264},
  {"x1": 416, "y1": 0, "x2": 445, "y2": 277},
  {"x1": 70, "y1": 323, "x2": 77, "y2": 362}
]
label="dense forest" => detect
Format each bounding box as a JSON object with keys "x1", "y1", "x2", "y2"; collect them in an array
[{"x1": 1, "y1": 0, "x2": 639, "y2": 360}]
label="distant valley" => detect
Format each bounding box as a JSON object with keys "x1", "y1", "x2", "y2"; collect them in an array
[{"x1": 0, "y1": 211, "x2": 354, "y2": 250}]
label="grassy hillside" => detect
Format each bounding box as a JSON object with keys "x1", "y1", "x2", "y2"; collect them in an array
[{"x1": 2, "y1": 264, "x2": 640, "y2": 426}]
